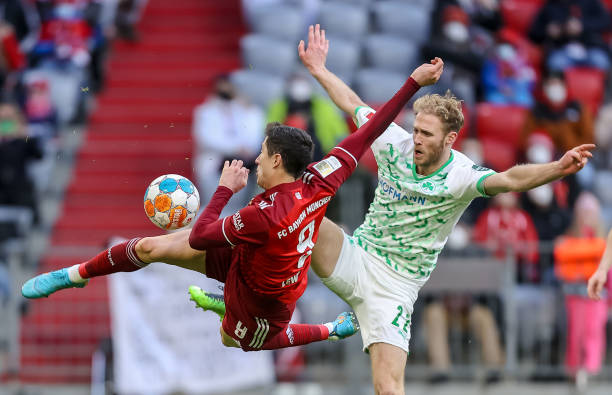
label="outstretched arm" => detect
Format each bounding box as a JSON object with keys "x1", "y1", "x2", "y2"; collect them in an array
[
  {"x1": 587, "y1": 229, "x2": 612, "y2": 300},
  {"x1": 189, "y1": 160, "x2": 251, "y2": 250},
  {"x1": 299, "y1": 24, "x2": 365, "y2": 116},
  {"x1": 482, "y1": 144, "x2": 595, "y2": 196},
  {"x1": 335, "y1": 58, "x2": 443, "y2": 163}
]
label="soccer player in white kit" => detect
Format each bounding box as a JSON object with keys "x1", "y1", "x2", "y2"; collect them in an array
[{"x1": 300, "y1": 24, "x2": 596, "y2": 394}]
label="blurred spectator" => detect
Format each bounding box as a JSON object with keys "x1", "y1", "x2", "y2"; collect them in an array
[
  {"x1": 0, "y1": 101, "x2": 42, "y2": 221},
  {"x1": 520, "y1": 71, "x2": 594, "y2": 153},
  {"x1": 554, "y1": 192, "x2": 609, "y2": 383},
  {"x1": 528, "y1": 0, "x2": 612, "y2": 72},
  {"x1": 266, "y1": 73, "x2": 348, "y2": 162},
  {"x1": 23, "y1": 74, "x2": 57, "y2": 141},
  {"x1": 423, "y1": 295, "x2": 504, "y2": 383},
  {"x1": 423, "y1": 4, "x2": 490, "y2": 105},
  {"x1": 520, "y1": 132, "x2": 575, "y2": 283},
  {"x1": 192, "y1": 75, "x2": 263, "y2": 212},
  {"x1": 481, "y1": 38, "x2": 536, "y2": 106},
  {"x1": 0, "y1": 0, "x2": 40, "y2": 53},
  {"x1": 0, "y1": 21, "x2": 26, "y2": 91},
  {"x1": 474, "y1": 193, "x2": 540, "y2": 281},
  {"x1": 473, "y1": 193, "x2": 557, "y2": 359}
]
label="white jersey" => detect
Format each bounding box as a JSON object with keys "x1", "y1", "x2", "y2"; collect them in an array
[{"x1": 352, "y1": 106, "x2": 496, "y2": 281}]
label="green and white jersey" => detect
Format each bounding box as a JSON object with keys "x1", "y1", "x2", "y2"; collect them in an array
[{"x1": 352, "y1": 106, "x2": 496, "y2": 281}]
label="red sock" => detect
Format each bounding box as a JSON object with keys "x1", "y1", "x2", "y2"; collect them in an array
[
  {"x1": 78, "y1": 238, "x2": 147, "y2": 279},
  {"x1": 262, "y1": 324, "x2": 329, "y2": 350}
]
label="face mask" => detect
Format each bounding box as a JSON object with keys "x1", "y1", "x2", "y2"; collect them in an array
[
  {"x1": 496, "y1": 43, "x2": 516, "y2": 61},
  {"x1": 288, "y1": 80, "x2": 312, "y2": 102},
  {"x1": 0, "y1": 120, "x2": 17, "y2": 135},
  {"x1": 443, "y1": 21, "x2": 469, "y2": 44},
  {"x1": 526, "y1": 144, "x2": 553, "y2": 164},
  {"x1": 527, "y1": 184, "x2": 553, "y2": 207},
  {"x1": 544, "y1": 83, "x2": 567, "y2": 104}
]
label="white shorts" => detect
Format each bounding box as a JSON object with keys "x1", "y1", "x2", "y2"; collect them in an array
[{"x1": 321, "y1": 232, "x2": 425, "y2": 353}]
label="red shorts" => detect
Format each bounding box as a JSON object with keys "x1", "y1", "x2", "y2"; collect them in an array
[{"x1": 205, "y1": 247, "x2": 295, "y2": 351}]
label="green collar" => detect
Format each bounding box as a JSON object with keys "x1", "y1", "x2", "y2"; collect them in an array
[{"x1": 411, "y1": 151, "x2": 454, "y2": 181}]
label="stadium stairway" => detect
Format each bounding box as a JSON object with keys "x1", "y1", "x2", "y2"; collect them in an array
[{"x1": 19, "y1": 0, "x2": 244, "y2": 382}]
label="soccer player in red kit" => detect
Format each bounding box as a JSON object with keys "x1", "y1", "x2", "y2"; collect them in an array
[{"x1": 22, "y1": 58, "x2": 444, "y2": 351}]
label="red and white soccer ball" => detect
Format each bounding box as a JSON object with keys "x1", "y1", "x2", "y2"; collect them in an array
[{"x1": 144, "y1": 174, "x2": 200, "y2": 230}]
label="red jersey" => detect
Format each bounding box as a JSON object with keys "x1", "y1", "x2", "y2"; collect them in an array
[{"x1": 200, "y1": 147, "x2": 357, "y2": 304}]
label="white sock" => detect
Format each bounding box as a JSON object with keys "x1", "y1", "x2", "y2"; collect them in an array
[
  {"x1": 67, "y1": 264, "x2": 87, "y2": 283},
  {"x1": 324, "y1": 322, "x2": 334, "y2": 334}
]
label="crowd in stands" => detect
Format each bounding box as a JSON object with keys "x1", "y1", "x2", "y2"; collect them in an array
[
  {"x1": 188, "y1": 0, "x2": 612, "y2": 384},
  {"x1": 0, "y1": 0, "x2": 145, "y2": 318}
]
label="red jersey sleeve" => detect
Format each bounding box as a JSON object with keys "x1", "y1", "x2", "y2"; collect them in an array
[
  {"x1": 189, "y1": 186, "x2": 271, "y2": 250},
  {"x1": 307, "y1": 77, "x2": 420, "y2": 192},
  {"x1": 221, "y1": 205, "x2": 271, "y2": 247}
]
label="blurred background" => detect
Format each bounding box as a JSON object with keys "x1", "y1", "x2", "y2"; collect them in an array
[{"x1": 0, "y1": 0, "x2": 612, "y2": 394}]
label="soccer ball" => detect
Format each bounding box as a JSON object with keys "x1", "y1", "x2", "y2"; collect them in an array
[{"x1": 144, "y1": 174, "x2": 200, "y2": 230}]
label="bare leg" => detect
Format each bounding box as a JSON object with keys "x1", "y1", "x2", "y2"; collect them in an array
[
  {"x1": 311, "y1": 217, "x2": 344, "y2": 278},
  {"x1": 220, "y1": 328, "x2": 240, "y2": 348},
  {"x1": 369, "y1": 342, "x2": 407, "y2": 395},
  {"x1": 136, "y1": 228, "x2": 207, "y2": 274}
]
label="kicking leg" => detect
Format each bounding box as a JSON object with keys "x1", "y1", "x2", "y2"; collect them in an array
[
  {"x1": 369, "y1": 342, "x2": 408, "y2": 395},
  {"x1": 257, "y1": 311, "x2": 359, "y2": 350},
  {"x1": 22, "y1": 229, "x2": 206, "y2": 299},
  {"x1": 310, "y1": 217, "x2": 344, "y2": 278}
]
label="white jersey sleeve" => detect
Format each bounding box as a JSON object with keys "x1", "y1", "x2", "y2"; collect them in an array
[
  {"x1": 354, "y1": 106, "x2": 412, "y2": 160},
  {"x1": 446, "y1": 159, "x2": 496, "y2": 202}
]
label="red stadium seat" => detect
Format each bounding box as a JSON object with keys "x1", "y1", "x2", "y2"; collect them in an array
[
  {"x1": 476, "y1": 103, "x2": 528, "y2": 171},
  {"x1": 564, "y1": 67, "x2": 606, "y2": 116},
  {"x1": 501, "y1": 0, "x2": 545, "y2": 35}
]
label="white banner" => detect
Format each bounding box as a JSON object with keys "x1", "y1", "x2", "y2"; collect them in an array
[{"x1": 109, "y1": 263, "x2": 274, "y2": 395}]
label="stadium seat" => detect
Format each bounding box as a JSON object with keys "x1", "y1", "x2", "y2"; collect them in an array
[
  {"x1": 319, "y1": 2, "x2": 369, "y2": 40},
  {"x1": 355, "y1": 68, "x2": 408, "y2": 104},
  {"x1": 240, "y1": 34, "x2": 297, "y2": 78},
  {"x1": 230, "y1": 70, "x2": 285, "y2": 108},
  {"x1": 372, "y1": 1, "x2": 431, "y2": 44},
  {"x1": 363, "y1": 34, "x2": 418, "y2": 74},
  {"x1": 325, "y1": 35, "x2": 361, "y2": 83},
  {"x1": 564, "y1": 67, "x2": 606, "y2": 116},
  {"x1": 250, "y1": 5, "x2": 304, "y2": 42},
  {"x1": 475, "y1": 103, "x2": 527, "y2": 171},
  {"x1": 500, "y1": 0, "x2": 545, "y2": 36}
]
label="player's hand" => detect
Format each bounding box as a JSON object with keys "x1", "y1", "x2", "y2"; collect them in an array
[
  {"x1": 410, "y1": 57, "x2": 444, "y2": 87},
  {"x1": 587, "y1": 268, "x2": 608, "y2": 300},
  {"x1": 298, "y1": 24, "x2": 329, "y2": 74},
  {"x1": 556, "y1": 144, "x2": 595, "y2": 176},
  {"x1": 219, "y1": 159, "x2": 249, "y2": 193}
]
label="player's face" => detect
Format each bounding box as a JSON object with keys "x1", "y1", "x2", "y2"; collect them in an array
[
  {"x1": 255, "y1": 138, "x2": 273, "y2": 189},
  {"x1": 412, "y1": 112, "x2": 453, "y2": 173}
]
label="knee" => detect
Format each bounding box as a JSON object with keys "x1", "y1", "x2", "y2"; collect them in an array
[
  {"x1": 373, "y1": 377, "x2": 403, "y2": 395},
  {"x1": 135, "y1": 237, "x2": 157, "y2": 262}
]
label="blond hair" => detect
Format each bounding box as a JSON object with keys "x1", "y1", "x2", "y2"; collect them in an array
[{"x1": 413, "y1": 91, "x2": 464, "y2": 133}]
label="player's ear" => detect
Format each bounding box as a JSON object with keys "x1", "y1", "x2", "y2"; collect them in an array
[
  {"x1": 272, "y1": 153, "x2": 283, "y2": 168},
  {"x1": 446, "y1": 131, "x2": 458, "y2": 146}
]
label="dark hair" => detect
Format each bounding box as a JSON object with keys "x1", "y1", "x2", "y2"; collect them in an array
[{"x1": 264, "y1": 122, "x2": 314, "y2": 178}]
